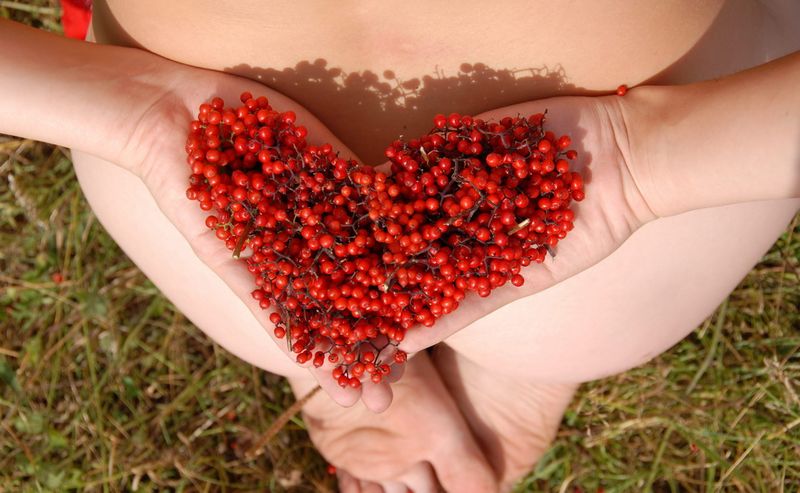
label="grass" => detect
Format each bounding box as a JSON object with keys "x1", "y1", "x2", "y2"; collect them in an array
[{"x1": 1, "y1": 3, "x2": 799, "y2": 492}]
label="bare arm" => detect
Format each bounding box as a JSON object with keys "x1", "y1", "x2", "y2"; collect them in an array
[
  {"x1": 622, "y1": 50, "x2": 800, "y2": 218},
  {"x1": 0, "y1": 18, "x2": 336, "y2": 390},
  {"x1": 0, "y1": 18, "x2": 170, "y2": 168}
]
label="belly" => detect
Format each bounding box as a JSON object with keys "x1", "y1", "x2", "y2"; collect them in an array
[{"x1": 92, "y1": 0, "x2": 793, "y2": 164}]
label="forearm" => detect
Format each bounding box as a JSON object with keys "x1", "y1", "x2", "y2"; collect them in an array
[
  {"x1": 0, "y1": 19, "x2": 174, "y2": 166},
  {"x1": 623, "y1": 51, "x2": 800, "y2": 217}
]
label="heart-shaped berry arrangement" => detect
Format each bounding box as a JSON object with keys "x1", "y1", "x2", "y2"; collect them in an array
[{"x1": 185, "y1": 92, "x2": 584, "y2": 388}]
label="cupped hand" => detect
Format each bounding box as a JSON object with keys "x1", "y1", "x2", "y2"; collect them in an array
[
  {"x1": 115, "y1": 66, "x2": 396, "y2": 410},
  {"x1": 117, "y1": 67, "x2": 654, "y2": 411},
  {"x1": 290, "y1": 351, "x2": 498, "y2": 493},
  {"x1": 397, "y1": 95, "x2": 656, "y2": 353}
]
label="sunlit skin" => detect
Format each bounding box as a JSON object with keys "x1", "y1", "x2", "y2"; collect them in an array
[{"x1": 1, "y1": 1, "x2": 798, "y2": 491}]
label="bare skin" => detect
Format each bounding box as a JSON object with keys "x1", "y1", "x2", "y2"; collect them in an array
[
  {"x1": 2, "y1": 1, "x2": 798, "y2": 491},
  {"x1": 290, "y1": 352, "x2": 497, "y2": 493}
]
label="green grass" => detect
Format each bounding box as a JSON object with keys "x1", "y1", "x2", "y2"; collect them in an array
[{"x1": 1, "y1": 4, "x2": 799, "y2": 492}]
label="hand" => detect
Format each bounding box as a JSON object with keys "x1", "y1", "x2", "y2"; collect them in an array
[
  {"x1": 0, "y1": 20, "x2": 389, "y2": 409},
  {"x1": 115, "y1": 66, "x2": 403, "y2": 411},
  {"x1": 124, "y1": 85, "x2": 654, "y2": 410},
  {"x1": 397, "y1": 94, "x2": 656, "y2": 353},
  {"x1": 290, "y1": 352, "x2": 498, "y2": 493}
]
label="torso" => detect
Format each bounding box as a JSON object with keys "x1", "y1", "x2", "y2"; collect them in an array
[{"x1": 92, "y1": 0, "x2": 797, "y2": 164}]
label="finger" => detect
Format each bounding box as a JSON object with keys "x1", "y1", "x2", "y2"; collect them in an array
[
  {"x1": 337, "y1": 470, "x2": 362, "y2": 493},
  {"x1": 307, "y1": 368, "x2": 362, "y2": 408},
  {"x1": 396, "y1": 317, "x2": 459, "y2": 354},
  {"x1": 384, "y1": 359, "x2": 406, "y2": 384},
  {"x1": 372, "y1": 344, "x2": 406, "y2": 385},
  {"x1": 361, "y1": 379, "x2": 393, "y2": 413},
  {"x1": 395, "y1": 293, "x2": 491, "y2": 353}
]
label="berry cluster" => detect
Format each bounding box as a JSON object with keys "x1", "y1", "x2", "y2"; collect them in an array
[{"x1": 185, "y1": 92, "x2": 585, "y2": 387}]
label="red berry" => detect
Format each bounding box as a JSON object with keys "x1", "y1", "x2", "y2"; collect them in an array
[
  {"x1": 537, "y1": 139, "x2": 551, "y2": 153},
  {"x1": 185, "y1": 93, "x2": 584, "y2": 387},
  {"x1": 486, "y1": 153, "x2": 502, "y2": 168}
]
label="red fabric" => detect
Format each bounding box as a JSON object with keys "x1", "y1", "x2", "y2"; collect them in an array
[{"x1": 60, "y1": 0, "x2": 92, "y2": 40}]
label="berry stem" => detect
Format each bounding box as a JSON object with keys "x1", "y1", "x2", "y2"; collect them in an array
[
  {"x1": 232, "y1": 223, "x2": 253, "y2": 259},
  {"x1": 508, "y1": 218, "x2": 531, "y2": 235}
]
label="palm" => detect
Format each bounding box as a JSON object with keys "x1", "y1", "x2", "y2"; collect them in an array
[{"x1": 400, "y1": 96, "x2": 654, "y2": 352}]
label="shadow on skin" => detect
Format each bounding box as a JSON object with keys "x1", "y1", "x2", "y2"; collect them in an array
[
  {"x1": 224, "y1": 60, "x2": 593, "y2": 165},
  {"x1": 93, "y1": 0, "x2": 747, "y2": 169}
]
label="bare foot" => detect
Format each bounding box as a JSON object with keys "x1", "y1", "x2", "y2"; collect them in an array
[
  {"x1": 432, "y1": 345, "x2": 577, "y2": 492},
  {"x1": 290, "y1": 352, "x2": 498, "y2": 493}
]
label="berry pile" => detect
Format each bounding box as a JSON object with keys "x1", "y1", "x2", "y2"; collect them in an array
[{"x1": 185, "y1": 92, "x2": 585, "y2": 388}]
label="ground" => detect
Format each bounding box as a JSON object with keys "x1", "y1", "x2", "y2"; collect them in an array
[{"x1": 1, "y1": 3, "x2": 798, "y2": 491}]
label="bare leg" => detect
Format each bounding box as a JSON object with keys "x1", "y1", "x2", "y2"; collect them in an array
[
  {"x1": 435, "y1": 200, "x2": 797, "y2": 490},
  {"x1": 75, "y1": 147, "x2": 798, "y2": 377},
  {"x1": 72, "y1": 150, "x2": 498, "y2": 492},
  {"x1": 433, "y1": 345, "x2": 576, "y2": 491},
  {"x1": 74, "y1": 146, "x2": 797, "y2": 492},
  {"x1": 71, "y1": 150, "x2": 308, "y2": 379}
]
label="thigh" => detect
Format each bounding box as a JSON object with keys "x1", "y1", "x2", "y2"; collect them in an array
[
  {"x1": 71, "y1": 150, "x2": 307, "y2": 378},
  {"x1": 75, "y1": 149, "x2": 797, "y2": 383},
  {"x1": 444, "y1": 199, "x2": 799, "y2": 383}
]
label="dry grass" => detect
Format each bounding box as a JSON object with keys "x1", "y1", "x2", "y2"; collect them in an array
[
  {"x1": 1, "y1": 3, "x2": 799, "y2": 492},
  {"x1": 0, "y1": 139, "x2": 336, "y2": 492}
]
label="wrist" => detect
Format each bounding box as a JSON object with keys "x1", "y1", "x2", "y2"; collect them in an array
[
  {"x1": 69, "y1": 42, "x2": 190, "y2": 174},
  {"x1": 619, "y1": 53, "x2": 800, "y2": 218},
  {"x1": 612, "y1": 84, "x2": 676, "y2": 219},
  {"x1": 0, "y1": 19, "x2": 185, "y2": 172},
  {"x1": 600, "y1": 92, "x2": 661, "y2": 224}
]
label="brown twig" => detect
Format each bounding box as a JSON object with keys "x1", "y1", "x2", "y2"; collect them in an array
[
  {"x1": 232, "y1": 223, "x2": 253, "y2": 259},
  {"x1": 244, "y1": 385, "x2": 322, "y2": 460}
]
